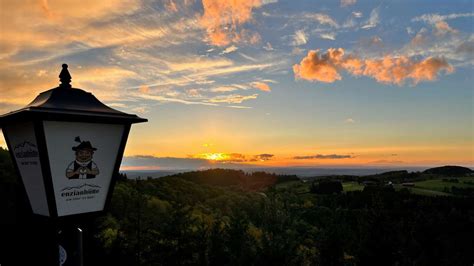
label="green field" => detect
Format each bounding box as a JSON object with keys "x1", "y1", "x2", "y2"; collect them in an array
[
  {"x1": 341, "y1": 177, "x2": 474, "y2": 196},
  {"x1": 412, "y1": 177, "x2": 474, "y2": 192},
  {"x1": 342, "y1": 182, "x2": 364, "y2": 192},
  {"x1": 276, "y1": 176, "x2": 474, "y2": 197}
]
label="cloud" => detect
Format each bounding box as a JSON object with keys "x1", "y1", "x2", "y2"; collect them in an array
[
  {"x1": 434, "y1": 21, "x2": 458, "y2": 36},
  {"x1": 192, "y1": 152, "x2": 275, "y2": 163},
  {"x1": 292, "y1": 30, "x2": 308, "y2": 46},
  {"x1": 0, "y1": 64, "x2": 139, "y2": 108},
  {"x1": 293, "y1": 154, "x2": 353, "y2": 159},
  {"x1": 251, "y1": 81, "x2": 271, "y2": 92},
  {"x1": 239, "y1": 52, "x2": 258, "y2": 62},
  {"x1": 263, "y1": 42, "x2": 274, "y2": 51},
  {"x1": 199, "y1": 0, "x2": 263, "y2": 46},
  {"x1": 293, "y1": 48, "x2": 454, "y2": 85},
  {"x1": 341, "y1": 0, "x2": 356, "y2": 7},
  {"x1": 352, "y1": 11, "x2": 363, "y2": 18},
  {"x1": 208, "y1": 94, "x2": 258, "y2": 103},
  {"x1": 456, "y1": 40, "x2": 474, "y2": 55},
  {"x1": 137, "y1": 57, "x2": 275, "y2": 91},
  {"x1": 305, "y1": 13, "x2": 339, "y2": 28},
  {"x1": 369, "y1": 160, "x2": 404, "y2": 164},
  {"x1": 210, "y1": 86, "x2": 240, "y2": 92},
  {"x1": 361, "y1": 7, "x2": 379, "y2": 29},
  {"x1": 0, "y1": 0, "x2": 143, "y2": 56},
  {"x1": 410, "y1": 28, "x2": 428, "y2": 46},
  {"x1": 220, "y1": 45, "x2": 239, "y2": 55},
  {"x1": 139, "y1": 85, "x2": 150, "y2": 94},
  {"x1": 131, "y1": 106, "x2": 150, "y2": 114},
  {"x1": 345, "y1": 118, "x2": 355, "y2": 123},
  {"x1": 293, "y1": 49, "x2": 344, "y2": 83},
  {"x1": 254, "y1": 154, "x2": 274, "y2": 161},
  {"x1": 412, "y1": 12, "x2": 474, "y2": 24},
  {"x1": 320, "y1": 33, "x2": 336, "y2": 41},
  {"x1": 164, "y1": 0, "x2": 179, "y2": 12},
  {"x1": 135, "y1": 93, "x2": 218, "y2": 106}
]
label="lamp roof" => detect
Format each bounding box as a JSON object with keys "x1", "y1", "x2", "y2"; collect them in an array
[{"x1": 0, "y1": 64, "x2": 147, "y2": 126}]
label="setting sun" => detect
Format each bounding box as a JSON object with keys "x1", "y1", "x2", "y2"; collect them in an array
[{"x1": 196, "y1": 153, "x2": 231, "y2": 161}]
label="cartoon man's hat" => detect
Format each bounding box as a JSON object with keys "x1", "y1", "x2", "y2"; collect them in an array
[{"x1": 72, "y1": 136, "x2": 97, "y2": 151}]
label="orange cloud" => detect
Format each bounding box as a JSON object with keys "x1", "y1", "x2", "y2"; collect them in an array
[
  {"x1": 200, "y1": 0, "x2": 262, "y2": 46},
  {"x1": 251, "y1": 81, "x2": 271, "y2": 92},
  {"x1": 192, "y1": 152, "x2": 274, "y2": 163},
  {"x1": 434, "y1": 21, "x2": 458, "y2": 36},
  {"x1": 0, "y1": 65, "x2": 138, "y2": 111},
  {"x1": 292, "y1": 49, "x2": 344, "y2": 83},
  {"x1": 293, "y1": 48, "x2": 454, "y2": 85},
  {"x1": 139, "y1": 85, "x2": 150, "y2": 94}
]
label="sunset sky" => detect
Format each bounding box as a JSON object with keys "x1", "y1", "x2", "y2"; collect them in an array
[{"x1": 0, "y1": 0, "x2": 473, "y2": 170}]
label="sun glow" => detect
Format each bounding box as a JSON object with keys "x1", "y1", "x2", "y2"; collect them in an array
[{"x1": 196, "y1": 153, "x2": 231, "y2": 161}]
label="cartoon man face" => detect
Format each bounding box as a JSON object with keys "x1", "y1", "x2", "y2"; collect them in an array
[
  {"x1": 66, "y1": 137, "x2": 100, "y2": 179},
  {"x1": 76, "y1": 149, "x2": 93, "y2": 162}
]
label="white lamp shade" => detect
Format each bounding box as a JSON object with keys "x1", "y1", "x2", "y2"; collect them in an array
[
  {"x1": 43, "y1": 121, "x2": 125, "y2": 216},
  {"x1": 4, "y1": 122, "x2": 49, "y2": 216}
]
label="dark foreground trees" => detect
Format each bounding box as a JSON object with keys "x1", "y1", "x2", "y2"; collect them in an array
[{"x1": 1, "y1": 147, "x2": 473, "y2": 265}]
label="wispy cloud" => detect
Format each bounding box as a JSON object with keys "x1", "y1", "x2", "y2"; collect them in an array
[
  {"x1": 320, "y1": 33, "x2": 336, "y2": 41},
  {"x1": 293, "y1": 154, "x2": 353, "y2": 159},
  {"x1": 352, "y1": 11, "x2": 363, "y2": 18},
  {"x1": 340, "y1": 0, "x2": 356, "y2": 7},
  {"x1": 220, "y1": 45, "x2": 239, "y2": 55},
  {"x1": 361, "y1": 7, "x2": 379, "y2": 29},
  {"x1": 292, "y1": 30, "x2": 308, "y2": 46},
  {"x1": 134, "y1": 93, "x2": 219, "y2": 106},
  {"x1": 239, "y1": 52, "x2": 259, "y2": 62},
  {"x1": 305, "y1": 13, "x2": 339, "y2": 28},
  {"x1": 192, "y1": 152, "x2": 275, "y2": 163},
  {"x1": 208, "y1": 94, "x2": 259, "y2": 104},
  {"x1": 433, "y1": 21, "x2": 458, "y2": 36},
  {"x1": 263, "y1": 42, "x2": 274, "y2": 51},
  {"x1": 251, "y1": 81, "x2": 271, "y2": 92},
  {"x1": 412, "y1": 12, "x2": 474, "y2": 24}
]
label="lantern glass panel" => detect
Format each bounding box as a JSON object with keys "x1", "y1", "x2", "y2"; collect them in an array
[
  {"x1": 43, "y1": 121, "x2": 124, "y2": 217},
  {"x1": 4, "y1": 122, "x2": 49, "y2": 216}
]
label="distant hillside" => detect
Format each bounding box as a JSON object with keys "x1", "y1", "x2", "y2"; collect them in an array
[
  {"x1": 168, "y1": 168, "x2": 299, "y2": 191},
  {"x1": 423, "y1": 166, "x2": 473, "y2": 176}
]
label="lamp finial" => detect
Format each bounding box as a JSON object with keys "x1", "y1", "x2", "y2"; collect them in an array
[{"x1": 59, "y1": 64, "x2": 72, "y2": 88}]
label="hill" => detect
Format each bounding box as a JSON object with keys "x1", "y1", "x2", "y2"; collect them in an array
[
  {"x1": 168, "y1": 168, "x2": 299, "y2": 191},
  {"x1": 423, "y1": 165, "x2": 473, "y2": 176}
]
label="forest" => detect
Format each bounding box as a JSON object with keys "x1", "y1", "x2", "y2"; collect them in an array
[{"x1": 0, "y1": 147, "x2": 473, "y2": 265}]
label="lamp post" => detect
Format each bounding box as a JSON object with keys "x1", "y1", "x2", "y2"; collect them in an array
[{"x1": 0, "y1": 64, "x2": 147, "y2": 265}]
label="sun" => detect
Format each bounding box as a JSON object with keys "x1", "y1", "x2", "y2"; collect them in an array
[{"x1": 197, "y1": 153, "x2": 230, "y2": 161}]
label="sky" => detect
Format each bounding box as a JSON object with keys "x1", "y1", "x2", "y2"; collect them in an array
[{"x1": 0, "y1": 0, "x2": 473, "y2": 170}]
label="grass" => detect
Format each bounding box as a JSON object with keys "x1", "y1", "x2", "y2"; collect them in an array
[
  {"x1": 412, "y1": 177, "x2": 474, "y2": 193},
  {"x1": 275, "y1": 180, "x2": 310, "y2": 193},
  {"x1": 342, "y1": 176, "x2": 474, "y2": 196},
  {"x1": 343, "y1": 182, "x2": 364, "y2": 192},
  {"x1": 393, "y1": 185, "x2": 451, "y2": 196},
  {"x1": 284, "y1": 177, "x2": 474, "y2": 197}
]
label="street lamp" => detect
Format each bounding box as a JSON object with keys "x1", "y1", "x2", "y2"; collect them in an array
[{"x1": 0, "y1": 64, "x2": 147, "y2": 264}]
